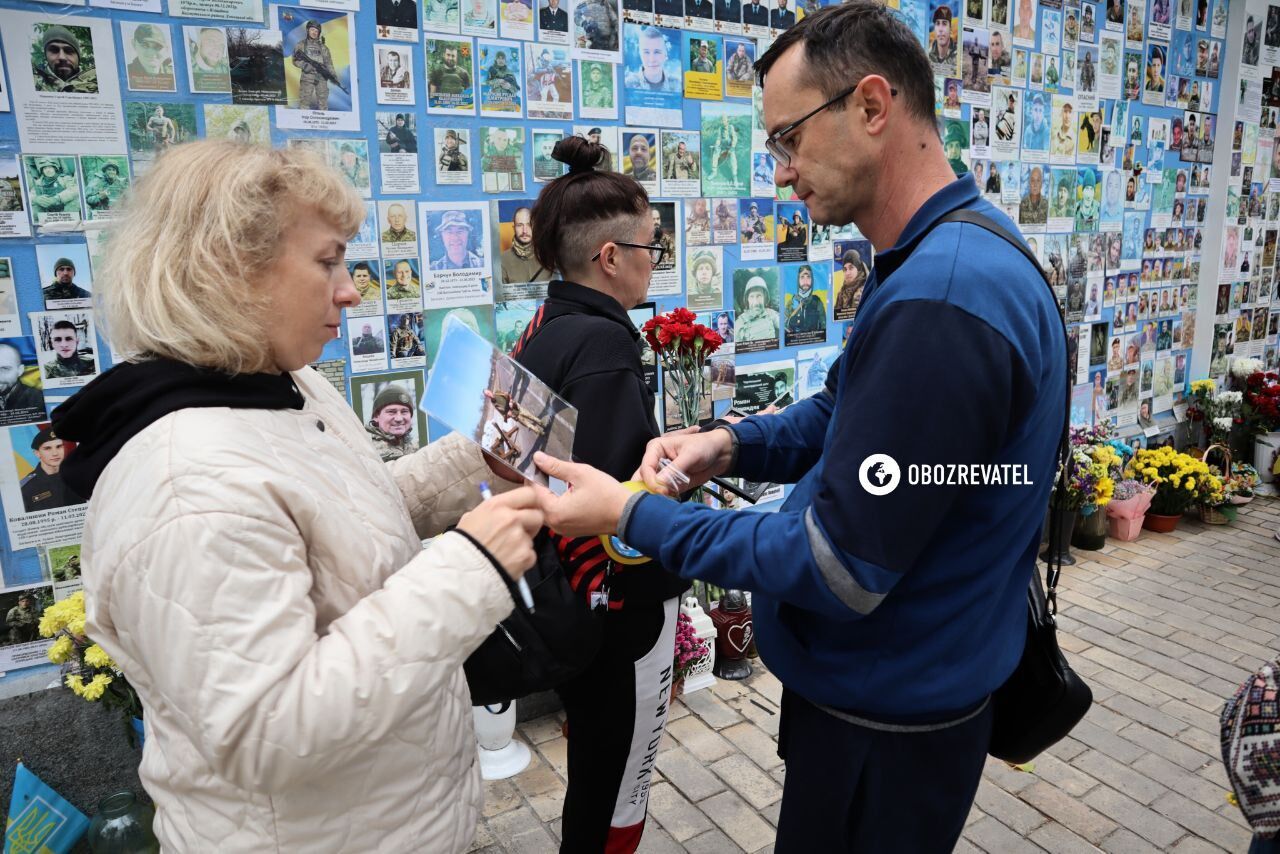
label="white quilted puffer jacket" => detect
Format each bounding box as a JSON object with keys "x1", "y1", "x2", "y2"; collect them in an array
[{"x1": 82, "y1": 366, "x2": 514, "y2": 852}]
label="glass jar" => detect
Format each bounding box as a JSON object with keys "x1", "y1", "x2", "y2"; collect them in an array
[{"x1": 87, "y1": 791, "x2": 159, "y2": 854}]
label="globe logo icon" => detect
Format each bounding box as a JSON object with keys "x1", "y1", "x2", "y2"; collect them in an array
[{"x1": 858, "y1": 454, "x2": 901, "y2": 496}]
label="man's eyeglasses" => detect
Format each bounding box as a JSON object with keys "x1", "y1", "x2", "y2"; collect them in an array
[
  {"x1": 592, "y1": 242, "x2": 667, "y2": 266},
  {"x1": 764, "y1": 80, "x2": 897, "y2": 167}
]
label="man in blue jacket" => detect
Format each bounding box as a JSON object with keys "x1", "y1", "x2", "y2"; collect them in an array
[{"x1": 533, "y1": 1, "x2": 1064, "y2": 850}]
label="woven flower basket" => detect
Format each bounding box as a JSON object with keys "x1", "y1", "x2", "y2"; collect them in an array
[{"x1": 1198, "y1": 443, "x2": 1232, "y2": 525}]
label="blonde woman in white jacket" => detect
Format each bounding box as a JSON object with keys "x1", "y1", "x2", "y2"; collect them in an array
[{"x1": 51, "y1": 140, "x2": 542, "y2": 853}]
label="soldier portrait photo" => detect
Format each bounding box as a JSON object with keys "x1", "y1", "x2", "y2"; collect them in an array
[
  {"x1": 732, "y1": 267, "x2": 781, "y2": 353},
  {"x1": 783, "y1": 263, "x2": 826, "y2": 347},
  {"x1": 383, "y1": 258, "x2": 422, "y2": 301},
  {"x1": 37, "y1": 248, "x2": 92, "y2": 309},
  {"x1": 0, "y1": 162, "x2": 24, "y2": 215},
  {"x1": 21, "y1": 156, "x2": 79, "y2": 226},
  {"x1": 349, "y1": 320, "x2": 386, "y2": 356},
  {"x1": 379, "y1": 200, "x2": 418, "y2": 245},
  {"x1": 36, "y1": 318, "x2": 95, "y2": 381},
  {"x1": 0, "y1": 337, "x2": 47, "y2": 428},
  {"x1": 80, "y1": 155, "x2": 130, "y2": 219},
  {"x1": 281, "y1": 10, "x2": 351, "y2": 112},
  {"x1": 348, "y1": 260, "x2": 382, "y2": 304},
  {"x1": 427, "y1": 38, "x2": 475, "y2": 112},
  {"x1": 122, "y1": 21, "x2": 176, "y2": 93},
  {"x1": 17, "y1": 425, "x2": 86, "y2": 515},
  {"x1": 29, "y1": 22, "x2": 98, "y2": 94},
  {"x1": 428, "y1": 209, "x2": 485, "y2": 270},
  {"x1": 186, "y1": 26, "x2": 230, "y2": 93},
  {"x1": 387, "y1": 312, "x2": 426, "y2": 362},
  {"x1": 125, "y1": 102, "x2": 197, "y2": 170},
  {"x1": 436, "y1": 128, "x2": 471, "y2": 181},
  {"x1": 499, "y1": 201, "x2": 552, "y2": 285},
  {"x1": 355, "y1": 377, "x2": 426, "y2": 461},
  {"x1": 2, "y1": 588, "x2": 49, "y2": 648}
]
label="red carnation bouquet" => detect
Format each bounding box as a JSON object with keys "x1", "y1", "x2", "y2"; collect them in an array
[
  {"x1": 641, "y1": 307, "x2": 724, "y2": 430},
  {"x1": 1243, "y1": 370, "x2": 1280, "y2": 434}
]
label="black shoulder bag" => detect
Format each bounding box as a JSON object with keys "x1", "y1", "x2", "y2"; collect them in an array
[{"x1": 930, "y1": 208, "x2": 1094, "y2": 764}]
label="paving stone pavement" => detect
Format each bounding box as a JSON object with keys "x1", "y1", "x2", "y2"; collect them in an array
[{"x1": 471, "y1": 497, "x2": 1279, "y2": 853}]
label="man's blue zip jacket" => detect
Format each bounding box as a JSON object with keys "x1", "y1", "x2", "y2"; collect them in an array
[{"x1": 621, "y1": 175, "x2": 1066, "y2": 724}]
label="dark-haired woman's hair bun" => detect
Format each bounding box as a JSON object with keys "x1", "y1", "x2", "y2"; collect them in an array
[{"x1": 553, "y1": 136, "x2": 605, "y2": 173}]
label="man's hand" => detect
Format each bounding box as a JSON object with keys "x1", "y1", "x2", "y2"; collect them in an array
[
  {"x1": 532, "y1": 453, "x2": 634, "y2": 537},
  {"x1": 636, "y1": 427, "x2": 734, "y2": 496}
]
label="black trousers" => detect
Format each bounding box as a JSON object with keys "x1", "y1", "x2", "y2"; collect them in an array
[
  {"x1": 774, "y1": 688, "x2": 993, "y2": 853},
  {"x1": 555, "y1": 598, "x2": 678, "y2": 853}
]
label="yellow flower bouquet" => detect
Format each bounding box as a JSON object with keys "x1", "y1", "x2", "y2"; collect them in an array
[
  {"x1": 39, "y1": 592, "x2": 144, "y2": 744},
  {"x1": 1126, "y1": 446, "x2": 1221, "y2": 517}
]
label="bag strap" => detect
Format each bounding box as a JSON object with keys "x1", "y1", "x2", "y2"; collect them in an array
[{"x1": 905, "y1": 207, "x2": 1073, "y2": 616}]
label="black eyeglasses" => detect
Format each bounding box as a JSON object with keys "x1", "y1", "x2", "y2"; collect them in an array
[
  {"x1": 764, "y1": 80, "x2": 898, "y2": 166},
  {"x1": 592, "y1": 242, "x2": 667, "y2": 266}
]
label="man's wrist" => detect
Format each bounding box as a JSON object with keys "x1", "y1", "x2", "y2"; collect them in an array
[{"x1": 713, "y1": 425, "x2": 739, "y2": 475}]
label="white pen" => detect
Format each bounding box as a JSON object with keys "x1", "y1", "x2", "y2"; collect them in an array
[{"x1": 479, "y1": 481, "x2": 536, "y2": 613}]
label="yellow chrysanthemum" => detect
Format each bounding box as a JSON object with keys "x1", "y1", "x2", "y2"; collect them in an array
[
  {"x1": 83, "y1": 644, "x2": 113, "y2": 669},
  {"x1": 47, "y1": 636, "x2": 74, "y2": 665},
  {"x1": 80, "y1": 673, "x2": 113, "y2": 701},
  {"x1": 65, "y1": 673, "x2": 86, "y2": 697},
  {"x1": 66, "y1": 617, "x2": 86, "y2": 637}
]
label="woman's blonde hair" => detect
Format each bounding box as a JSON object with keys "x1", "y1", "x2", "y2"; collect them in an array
[{"x1": 96, "y1": 140, "x2": 365, "y2": 374}]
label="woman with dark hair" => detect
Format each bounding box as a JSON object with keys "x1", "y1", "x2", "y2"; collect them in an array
[{"x1": 511, "y1": 135, "x2": 688, "y2": 853}]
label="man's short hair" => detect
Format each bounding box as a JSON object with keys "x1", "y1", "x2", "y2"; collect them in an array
[
  {"x1": 755, "y1": 0, "x2": 936, "y2": 124},
  {"x1": 52, "y1": 320, "x2": 77, "y2": 333}
]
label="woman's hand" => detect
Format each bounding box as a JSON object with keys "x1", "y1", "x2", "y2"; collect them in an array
[
  {"x1": 456, "y1": 487, "x2": 544, "y2": 579},
  {"x1": 532, "y1": 453, "x2": 634, "y2": 538},
  {"x1": 636, "y1": 428, "x2": 735, "y2": 496}
]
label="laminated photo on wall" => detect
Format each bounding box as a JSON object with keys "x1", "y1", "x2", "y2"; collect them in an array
[
  {"x1": 0, "y1": 336, "x2": 48, "y2": 427},
  {"x1": 274, "y1": 7, "x2": 360, "y2": 130},
  {"x1": 347, "y1": 315, "x2": 389, "y2": 373},
  {"x1": 700, "y1": 101, "x2": 750, "y2": 196},
  {"x1": 961, "y1": 26, "x2": 990, "y2": 104},
  {"x1": 480, "y1": 125, "x2": 525, "y2": 192},
  {"x1": 833, "y1": 237, "x2": 871, "y2": 321},
  {"x1": 683, "y1": 33, "x2": 723, "y2": 100},
  {"x1": 573, "y1": 123, "x2": 619, "y2": 170},
  {"x1": 346, "y1": 259, "x2": 383, "y2": 317},
  {"x1": 723, "y1": 38, "x2": 754, "y2": 98},
  {"x1": 685, "y1": 197, "x2": 712, "y2": 245},
  {"x1": 124, "y1": 102, "x2": 196, "y2": 173},
  {"x1": 775, "y1": 201, "x2": 808, "y2": 262},
  {"x1": 375, "y1": 0, "x2": 421, "y2": 40},
  {"x1": 623, "y1": 23, "x2": 683, "y2": 126},
  {"x1": 0, "y1": 263, "x2": 17, "y2": 338},
  {"x1": 0, "y1": 420, "x2": 88, "y2": 549},
  {"x1": 1050, "y1": 94, "x2": 1077, "y2": 164},
  {"x1": 36, "y1": 244, "x2": 92, "y2": 310},
  {"x1": 686, "y1": 245, "x2": 724, "y2": 309},
  {"x1": 427, "y1": 37, "x2": 476, "y2": 115},
  {"x1": 383, "y1": 257, "x2": 424, "y2": 312},
  {"x1": 226, "y1": 27, "x2": 286, "y2": 105},
  {"x1": 0, "y1": 158, "x2": 32, "y2": 240},
  {"x1": 29, "y1": 311, "x2": 97, "y2": 392},
  {"x1": 0, "y1": 584, "x2": 55, "y2": 673},
  {"x1": 1097, "y1": 33, "x2": 1121, "y2": 98},
  {"x1": 376, "y1": 45, "x2": 414, "y2": 104},
  {"x1": 423, "y1": 315, "x2": 576, "y2": 487},
  {"x1": 462, "y1": 0, "x2": 498, "y2": 36},
  {"x1": 685, "y1": 0, "x2": 715, "y2": 33},
  {"x1": 647, "y1": 200, "x2": 682, "y2": 297},
  {"x1": 347, "y1": 201, "x2": 380, "y2": 261},
  {"x1": 928, "y1": 0, "x2": 961, "y2": 77},
  {"x1": 352, "y1": 370, "x2": 430, "y2": 461},
  {"x1": 991, "y1": 85, "x2": 1021, "y2": 158},
  {"x1": 782, "y1": 263, "x2": 826, "y2": 347},
  {"x1": 539, "y1": 0, "x2": 572, "y2": 42},
  {"x1": 733, "y1": 357, "x2": 793, "y2": 411},
  {"x1": 532, "y1": 129, "x2": 567, "y2": 182},
  {"x1": 322, "y1": 138, "x2": 370, "y2": 196},
  {"x1": 423, "y1": 201, "x2": 493, "y2": 307},
  {"x1": 732, "y1": 266, "x2": 780, "y2": 352},
  {"x1": 525, "y1": 45, "x2": 572, "y2": 119},
  {"x1": 435, "y1": 126, "x2": 473, "y2": 185},
  {"x1": 41, "y1": 542, "x2": 83, "y2": 601},
  {"x1": 621, "y1": 127, "x2": 660, "y2": 193},
  {"x1": 204, "y1": 103, "x2": 270, "y2": 144},
  {"x1": 1018, "y1": 163, "x2": 1049, "y2": 232},
  {"x1": 378, "y1": 112, "x2": 421, "y2": 194},
  {"x1": 809, "y1": 220, "x2": 833, "y2": 262},
  {"x1": 624, "y1": 0, "x2": 655, "y2": 25},
  {"x1": 478, "y1": 39, "x2": 523, "y2": 116},
  {"x1": 970, "y1": 107, "x2": 991, "y2": 159},
  {"x1": 577, "y1": 59, "x2": 618, "y2": 119},
  {"x1": 573, "y1": 0, "x2": 622, "y2": 61},
  {"x1": 711, "y1": 197, "x2": 737, "y2": 243},
  {"x1": 738, "y1": 197, "x2": 774, "y2": 261},
  {"x1": 0, "y1": 13, "x2": 128, "y2": 155},
  {"x1": 495, "y1": 299, "x2": 540, "y2": 353},
  {"x1": 22, "y1": 155, "x2": 81, "y2": 228},
  {"x1": 121, "y1": 21, "x2": 176, "y2": 92},
  {"x1": 500, "y1": 0, "x2": 536, "y2": 39},
  {"x1": 426, "y1": 0, "x2": 462, "y2": 33},
  {"x1": 379, "y1": 200, "x2": 419, "y2": 258},
  {"x1": 71, "y1": 155, "x2": 125, "y2": 225},
  {"x1": 660, "y1": 129, "x2": 701, "y2": 196},
  {"x1": 796, "y1": 345, "x2": 838, "y2": 399},
  {"x1": 386, "y1": 311, "x2": 427, "y2": 367}
]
